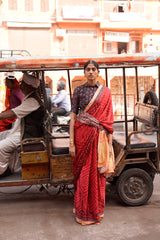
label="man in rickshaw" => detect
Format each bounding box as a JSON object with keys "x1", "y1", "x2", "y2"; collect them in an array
[
  {"x1": 52, "y1": 81, "x2": 70, "y2": 124},
  {"x1": 0, "y1": 73, "x2": 44, "y2": 177}
]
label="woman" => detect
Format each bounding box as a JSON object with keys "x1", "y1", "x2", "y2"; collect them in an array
[
  {"x1": 0, "y1": 75, "x2": 24, "y2": 132},
  {"x1": 69, "y1": 60, "x2": 114, "y2": 226}
]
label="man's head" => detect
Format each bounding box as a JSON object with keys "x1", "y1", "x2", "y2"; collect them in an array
[
  {"x1": 20, "y1": 73, "x2": 40, "y2": 95},
  {"x1": 5, "y1": 75, "x2": 17, "y2": 89},
  {"x1": 57, "y1": 81, "x2": 66, "y2": 91}
]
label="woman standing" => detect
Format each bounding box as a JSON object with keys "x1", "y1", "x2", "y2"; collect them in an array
[
  {"x1": 69, "y1": 60, "x2": 114, "y2": 226},
  {"x1": 0, "y1": 75, "x2": 24, "y2": 132}
]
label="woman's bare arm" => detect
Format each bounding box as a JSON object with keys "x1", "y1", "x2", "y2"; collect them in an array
[{"x1": 69, "y1": 112, "x2": 77, "y2": 157}]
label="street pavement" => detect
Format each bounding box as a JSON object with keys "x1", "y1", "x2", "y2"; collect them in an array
[
  {"x1": 0, "y1": 133, "x2": 160, "y2": 240},
  {"x1": 0, "y1": 174, "x2": 160, "y2": 240}
]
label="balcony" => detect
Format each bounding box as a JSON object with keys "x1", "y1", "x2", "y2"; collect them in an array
[
  {"x1": 1, "y1": 15, "x2": 55, "y2": 28},
  {"x1": 56, "y1": 5, "x2": 100, "y2": 23},
  {"x1": 100, "y1": 1, "x2": 152, "y2": 30}
]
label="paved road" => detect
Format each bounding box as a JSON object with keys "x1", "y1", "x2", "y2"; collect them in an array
[{"x1": 0, "y1": 174, "x2": 160, "y2": 240}]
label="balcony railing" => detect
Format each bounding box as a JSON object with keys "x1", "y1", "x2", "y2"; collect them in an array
[{"x1": 101, "y1": 1, "x2": 150, "y2": 22}]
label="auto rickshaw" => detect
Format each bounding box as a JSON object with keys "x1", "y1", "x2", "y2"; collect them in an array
[{"x1": 0, "y1": 53, "x2": 160, "y2": 206}]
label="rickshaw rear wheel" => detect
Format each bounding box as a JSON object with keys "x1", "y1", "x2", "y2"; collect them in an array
[{"x1": 116, "y1": 168, "x2": 153, "y2": 206}]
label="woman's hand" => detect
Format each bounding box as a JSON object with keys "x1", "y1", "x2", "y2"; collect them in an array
[
  {"x1": 109, "y1": 144, "x2": 112, "y2": 158},
  {"x1": 108, "y1": 134, "x2": 113, "y2": 158},
  {"x1": 69, "y1": 145, "x2": 76, "y2": 157}
]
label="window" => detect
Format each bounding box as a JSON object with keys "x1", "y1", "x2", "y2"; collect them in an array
[
  {"x1": 8, "y1": 0, "x2": 17, "y2": 10},
  {"x1": 131, "y1": 41, "x2": 140, "y2": 53},
  {"x1": 40, "y1": 0, "x2": 49, "y2": 12},
  {"x1": 67, "y1": 30, "x2": 98, "y2": 56},
  {"x1": 104, "y1": 41, "x2": 112, "y2": 52},
  {"x1": 118, "y1": 5, "x2": 124, "y2": 12},
  {"x1": 158, "y1": 6, "x2": 160, "y2": 22},
  {"x1": 25, "y1": 0, "x2": 33, "y2": 12}
]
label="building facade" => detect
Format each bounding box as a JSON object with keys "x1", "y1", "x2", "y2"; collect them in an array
[
  {"x1": 0, "y1": 0, "x2": 160, "y2": 57},
  {"x1": 0, "y1": 0, "x2": 159, "y2": 114}
]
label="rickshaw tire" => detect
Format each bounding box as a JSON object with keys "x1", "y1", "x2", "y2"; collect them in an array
[
  {"x1": 143, "y1": 91, "x2": 158, "y2": 106},
  {"x1": 109, "y1": 177, "x2": 117, "y2": 185},
  {"x1": 116, "y1": 168, "x2": 153, "y2": 206}
]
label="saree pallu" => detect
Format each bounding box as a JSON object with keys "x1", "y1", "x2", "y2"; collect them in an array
[{"x1": 73, "y1": 86, "x2": 114, "y2": 225}]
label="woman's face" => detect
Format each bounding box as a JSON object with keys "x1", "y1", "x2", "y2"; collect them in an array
[
  {"x1": 84, "y1": 63, "x2": 99, "y2": 84},
  {"x1": 5, "y1": 79, "x2": 14, "y2": 89}
]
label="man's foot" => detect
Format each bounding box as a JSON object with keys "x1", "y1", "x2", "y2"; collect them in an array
[{"x1": 0, "y1": 167, "x2": 12, "y2": 178}]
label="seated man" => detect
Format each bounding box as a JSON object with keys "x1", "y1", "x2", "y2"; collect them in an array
[
  {"x1": 52, "y1": 81, "x2": 70, "y2": 124},
  {"x1": 0, "y1": 73, "x2": 44, "y2": 177}
]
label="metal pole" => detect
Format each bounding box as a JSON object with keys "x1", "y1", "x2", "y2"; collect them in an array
[
  {"x1": 67, "y1": 69, "x2": 72, "y2": 104},
  {"x1": 41, "y1": 70, "x2": 51, "y2": 158},
  {"x1": 123, "y1": 67, "x2": 128, "y2": 147},
  {"x1": 105, "y1": 68, "x2": 108, "y2": 87},
  {"x1": 41, "y1": 70, "x2": 47, "y2": 113},
  {"x1": 134, "y1": 66, "x2": 139, "y2": 131},
  {"x1": 135, "y1": 66, "x2": 139, "y2": 101}
]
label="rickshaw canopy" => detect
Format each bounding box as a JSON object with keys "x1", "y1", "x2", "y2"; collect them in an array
[{"x1": 0, "y1": 53, "x2": 160, "y2": 71}]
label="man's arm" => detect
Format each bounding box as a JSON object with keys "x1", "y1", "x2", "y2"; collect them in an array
[
  {"x1": 0, "y1": 110, "x2": 16, "y2": 120},
  {"x1": 13, "y1": 98, "x2": 40, "y2": 119}
]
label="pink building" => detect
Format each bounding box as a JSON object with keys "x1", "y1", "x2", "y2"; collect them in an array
[
  {"x1": 0, "y1": 0, "x2": 160, "y2": 111},
  {"x1": 0, "y1": 0, "x2": 160, "y2": 57}
]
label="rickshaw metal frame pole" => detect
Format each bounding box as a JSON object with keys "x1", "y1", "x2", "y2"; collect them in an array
[
  {"x1": 134, "y1": 66, "x2": 139, "y2": 131},
  {"x1": 123, "y1": 67, "x2": 129, "y2": 147},
  {"x1": 135, "y1": 66, "x2": 139, "y2": 102},
  {"x1": 41, "y1": 70, "x2": 51, "y2": 158},
  {"x1": 67, "y1": 69, "x2": 72, "y2": 103},
  {"x1": 105, "y1": 68, "x2": 108, "y2": 87}
]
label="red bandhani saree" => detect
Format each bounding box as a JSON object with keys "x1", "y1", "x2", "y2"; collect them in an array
[{"x1": 73, "y1": 85, "x2": 114, "y2": 225}]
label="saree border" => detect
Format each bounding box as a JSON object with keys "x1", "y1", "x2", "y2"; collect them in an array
[{"x1": 84, "y1": 85, "x2": 104, "y2": 112}]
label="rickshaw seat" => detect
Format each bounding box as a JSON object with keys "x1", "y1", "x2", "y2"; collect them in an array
[
  {"x1": 52, "y1": 138, "x2": 69, "y2": 155},
  {"x1": 113, "y1": 132, "x2": 156, "y2": 149},
  {"x1": 17, "y1": 140, "x2": 46, "y2": 153}
]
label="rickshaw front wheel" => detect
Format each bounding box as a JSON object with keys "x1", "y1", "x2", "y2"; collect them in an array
[{"x1": 116, "y1": 168, "x2": 153, "y2": 206}]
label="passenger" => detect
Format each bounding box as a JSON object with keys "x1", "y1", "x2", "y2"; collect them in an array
[
  {"x1": 52, "y1": 81, "x2": 70, "y2": 124},
  {"x1": 0, "y1": 73, "x2": 44, "y2": 177},
  {"x1": 69, "y1": 60, "x2": 115, "y2": 225},
  {"x1": 0, "y1": 75, "x2": 24, "y2": 132}
]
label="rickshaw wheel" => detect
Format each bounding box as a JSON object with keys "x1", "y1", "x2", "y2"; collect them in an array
[{"x1": 116, "y1": 168, "x2": 153, "y2": 206}]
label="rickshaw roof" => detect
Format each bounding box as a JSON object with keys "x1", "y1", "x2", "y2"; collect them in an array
[{"x1": 0, "y1": 53, "x2": 160, "y2": 71}]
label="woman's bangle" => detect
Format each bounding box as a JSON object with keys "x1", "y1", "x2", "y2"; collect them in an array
[{"x1": 70, "y1": 139, "x2": 74, "y2": 147}]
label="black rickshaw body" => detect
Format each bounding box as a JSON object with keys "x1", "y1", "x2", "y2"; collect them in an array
[{"x1": 0, "y1": 54, "x2": 160, "y2": 206}]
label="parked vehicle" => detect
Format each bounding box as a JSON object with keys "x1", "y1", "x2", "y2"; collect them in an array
[{"x1": 0, "y1": 53, "x2": 160, "y2": 206}]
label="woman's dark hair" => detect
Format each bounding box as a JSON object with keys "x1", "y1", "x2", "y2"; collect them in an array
[{"x1": 84, "y1": 60, "x2": 99, "y2": 70}]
